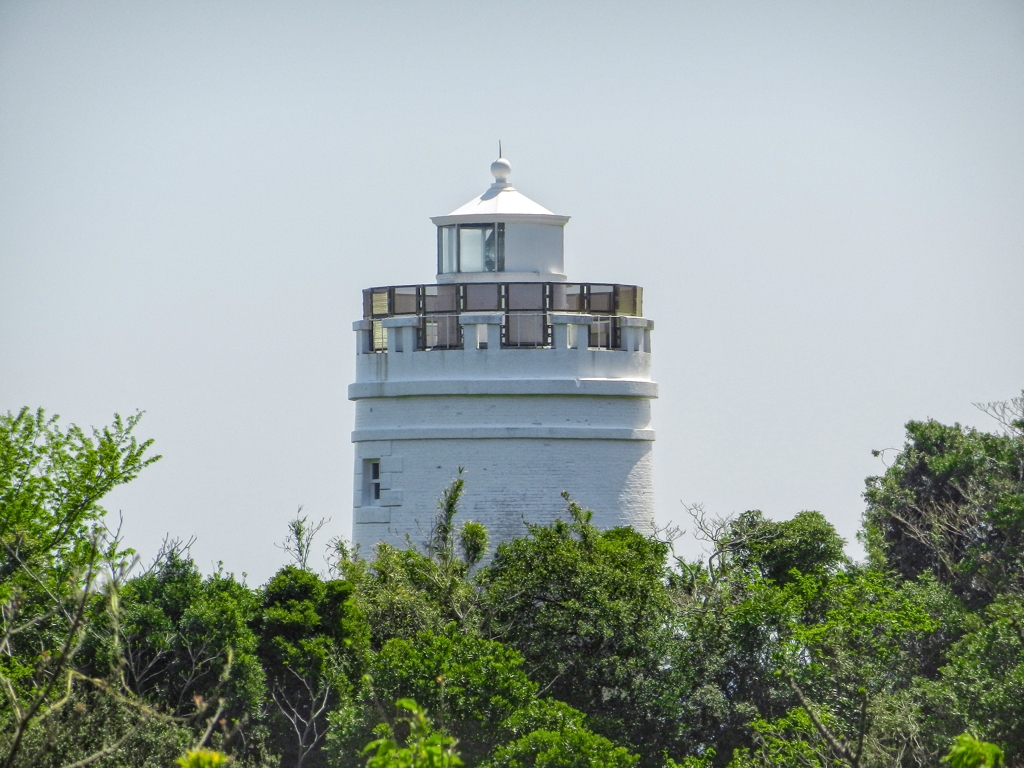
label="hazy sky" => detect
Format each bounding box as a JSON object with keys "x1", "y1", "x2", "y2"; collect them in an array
[{"x1": 2, "y1": 1, "x2": 1022, "y2": 583}]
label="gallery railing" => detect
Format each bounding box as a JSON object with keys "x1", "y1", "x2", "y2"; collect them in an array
[
  {"x1": 363, "y1": 282, "x2": 641, "y2": 320},
  {"x1": 363, "y1": 281, "x2": 641, "y2": 353}
]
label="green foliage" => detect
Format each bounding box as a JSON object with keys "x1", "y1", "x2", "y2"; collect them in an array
[
  {"x1": 0, "y1": 408, "x2": 163, "y2": 768},
  {"x1": 258, "y1": 565, "x2": 367, "y2": 678},
  {"x1": 345, "y1": 475, "x2": 487, "y2": 651},
  {"x1": 91, "y1": 552, "x2": 265, "y2": 724},
  {"x1": 725, "y1": 708, "x2": 843, "y2": 768},
  {"x1": 497, "y1": 698, "x2": 588, "y2": 741},
  {"x1": 368, "y1": 626, "x2": 536, "y2": 762},
  {"x1": 5, "y1": 395, "x2": 1024, "y2": 768},
  {"x1": 5, "y1": 686, "x2": 192, "y2": 768},
  {"x1": 482, "y1": 727, "x2": 640, "y2": 768},
  {"x1": 256, "y1": 565, "x2": 369, "y2": 768},
  {"x1": 278, "y1": 509, "x2": 330, "y2": 571},
  {"x1": 480, "y1": 493, "x2": 673, "y2": 757},
  {"x1": 863, "y1": 398, "x2": 1024, "y2": 606},
  {"x1": 942, "y1": 734, "x2": 1004, "y2": 768},
  {"x1": 0, "y1": 407, "x2": 160, "y2": 581},
  {"x1": 177, "y1": 748, "x2": 232, "y2": 767},
  {"x1": 924, "y1": 593, "x2": 1024, "y2": 762},
  {"x1": 363, "y1": 699, "x2": 463, "y2": 768},
  {"x1": 729, "y1": 510, "x2": 848, "y2": 585},
  {"x1": 458, "y1": 521, "x2": 489, "y2": 570},
  {"x1": 664, "y1": 503, "x2": 963, "y2": 766}
]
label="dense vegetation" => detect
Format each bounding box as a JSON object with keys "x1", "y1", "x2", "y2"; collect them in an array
[{"x1": 1, "y1": 395, "x2": 1021, "y2": 767}]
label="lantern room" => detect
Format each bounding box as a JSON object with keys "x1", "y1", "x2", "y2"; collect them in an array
[{"x1": 430, "y1": 157, "x2": 570, "y2": 283}]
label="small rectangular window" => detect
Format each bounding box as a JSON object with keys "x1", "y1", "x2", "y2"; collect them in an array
[{"x1": 364, "y1": 459, "x2": 382, "y2": 504}]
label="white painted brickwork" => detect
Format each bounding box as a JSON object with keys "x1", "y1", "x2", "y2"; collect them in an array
[
  {"x1": 350, "y1": 341, "x2": 657, "y2": 556},
  {"x1": 352, "y1": 437, "x2": 654, "y2": 553}
]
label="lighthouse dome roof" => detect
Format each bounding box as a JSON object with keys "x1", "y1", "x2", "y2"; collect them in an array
[{"x1": 431, "y1": 156, "x2": 570, "y2": 226}]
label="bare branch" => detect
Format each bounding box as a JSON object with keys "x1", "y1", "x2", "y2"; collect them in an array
[{"x1": 276, "y1": 507, "x2": 331, "y2": 571}]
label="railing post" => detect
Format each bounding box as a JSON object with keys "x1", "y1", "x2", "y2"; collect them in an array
[
  {"x1": 550, "y1": 313, "x2": 592, "y2": 350},
  {"x1": 352, "y1": 320, "x2": 372, "y2": 354},
  {"x1": 487, "y1": 321, "x2": 502, "y2": 351},
  {"x1": 619, "y1": 316, "x2": 648, "y2": 352},
  {"x1": 459, "y1": 312, "x2": 504, "y2": 351},
  {"x1": 382, "y1": 316, "x2": 421, "y2": 354},
  {"x1": 569, "y1": 314, "x2": 594, "y2": 351}
]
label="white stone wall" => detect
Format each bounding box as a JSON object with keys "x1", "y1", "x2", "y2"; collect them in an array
[
  {"x1": 353, "y1": 395, "x2": 653, "y2": 441},
  {"x1": 352, "y1": 436, "x2": 654, "y2": 555}
]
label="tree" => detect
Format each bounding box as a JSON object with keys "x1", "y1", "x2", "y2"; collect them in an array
[
  {"x1": 81, "y1": 546, "x2": 270, "y2": 762},
  {"x1": 277, "y1": 508, "x2": 330, "y2": 571},
  {"x1": 863, "y1": 394, "x2": 1024, "y2": 607},
  {"x1": 481, "y1": 727, "x2": 640, "y2": 768},
  {"x1": 479, "y1": 494, "x2": 674, "y2": 761},
  {"x1": 365, "y1": 627, "x2": 536, "y2": 764},
  {"x1": 942, "y1": 734, "x2": 1004, "y2": 768},
  {"x1": 923, "y1": 593, "x2": 1024, "y2": 763},
  {"x1": 0, "y1": 407, "x2": 159, "y2": 582},
  {"x1": 362, "y1": 698, "x2": 463, "y2": 768},
  {"x1": 255, "y1": 565, "x2": 368, "y2": 768},
  {"x1": 0, "y1": 408, "x2": 165, "y2": 768}
]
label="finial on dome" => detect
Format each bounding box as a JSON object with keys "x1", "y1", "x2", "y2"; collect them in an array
[{"x1": 490, "y1": 154, "x2": 512, "y2": 184}]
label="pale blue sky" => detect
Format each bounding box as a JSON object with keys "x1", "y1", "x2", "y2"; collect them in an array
[{"x1": 2, "y1": 1, "x2": 1022, "y2": 582}]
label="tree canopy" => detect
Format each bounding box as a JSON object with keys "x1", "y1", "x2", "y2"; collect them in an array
[{"x1": 2, "y1": 394, "x2": 1021, "y2": 767}]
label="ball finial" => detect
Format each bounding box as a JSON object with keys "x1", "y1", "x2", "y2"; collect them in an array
[{"x1": 490, "y1": 156, "x2": 512, "y2": 183}]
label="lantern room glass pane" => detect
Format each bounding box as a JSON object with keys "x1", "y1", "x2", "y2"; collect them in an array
[
  {"x1": 439, "y1": 226, "x2": 457, "y2": 273},
  {"x1": 459, "y1": 225, "x2": 496, "y2": 273},
  {"x1": 483, "y1": 226, "x2": 497, "y2": 271},
  {"x1": 496, "y1": 223, "x2": 505, "y2": 271},
  {"x1": 459, "y1": 226, "x2": 482, "y2": 272}
]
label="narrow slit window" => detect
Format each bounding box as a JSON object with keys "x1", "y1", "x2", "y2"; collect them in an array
[{"x1": 365, "y1": 460, "x2": 381, "y2": 504}]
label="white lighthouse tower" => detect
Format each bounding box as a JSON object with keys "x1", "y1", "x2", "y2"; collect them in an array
[{"x1": 349, "y1": 155, "x2": 656, "y2": 551}]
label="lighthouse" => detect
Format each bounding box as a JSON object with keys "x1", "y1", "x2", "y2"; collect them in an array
[{"x1": 349, "y1": 155, "x2": 656, "y2": 551}]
